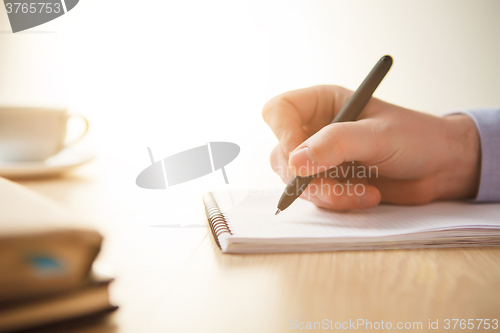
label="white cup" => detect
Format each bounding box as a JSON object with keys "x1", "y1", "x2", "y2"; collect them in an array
[{"x1": 0, "y1": 107, "x2": 89, "y2": 162}]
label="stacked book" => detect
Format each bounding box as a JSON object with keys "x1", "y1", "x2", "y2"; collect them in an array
[{"x1": 0, "y1": 178, "x2": 116, "y2": 332}]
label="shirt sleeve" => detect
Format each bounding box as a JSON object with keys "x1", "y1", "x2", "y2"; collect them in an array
[{"x1": 448, "y1": 108, "x2": 500, "y2": 202}]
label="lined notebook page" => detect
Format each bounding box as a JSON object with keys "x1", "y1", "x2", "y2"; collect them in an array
[{"x1": 212, "y1": 191, "x2": 500, "y2": 240}]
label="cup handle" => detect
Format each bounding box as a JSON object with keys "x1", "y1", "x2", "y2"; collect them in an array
[{"x1": 64, "y1": 114, "x2": 89, "y2": 148}]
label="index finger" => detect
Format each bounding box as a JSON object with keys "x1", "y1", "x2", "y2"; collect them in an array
[{"x1": 261, "y1": 85, "x2": 350, "y2": 155}]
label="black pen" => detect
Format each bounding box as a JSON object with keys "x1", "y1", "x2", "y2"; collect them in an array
[{"x1": 275, "y1": 55, "x2": 393, "y2": 215}]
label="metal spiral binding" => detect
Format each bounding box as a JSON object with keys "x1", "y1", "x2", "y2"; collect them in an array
[{"x1": 203, "y1": 192, "x2": 232, "y2": 248}]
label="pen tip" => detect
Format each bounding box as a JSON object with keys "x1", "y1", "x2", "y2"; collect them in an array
[{"x1": 275, "y1": 209, "x2": 281, "y2": 216}]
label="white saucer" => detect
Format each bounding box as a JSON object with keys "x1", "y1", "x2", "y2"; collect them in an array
[{"x1": 0, "y1": 149, "x2": 95, "y2": 179}]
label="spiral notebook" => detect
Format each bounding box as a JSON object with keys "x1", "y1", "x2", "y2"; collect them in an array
[{"x1": 203, "y1": 191, "x2": 500, "y2": 253}]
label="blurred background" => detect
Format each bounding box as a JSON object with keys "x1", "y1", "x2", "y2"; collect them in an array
[{"x1": 0, "y1": 0, "x2": 499, "y2": 224}]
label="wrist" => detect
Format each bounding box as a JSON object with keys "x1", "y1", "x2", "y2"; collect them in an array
[{"x1": 436, "y1": 114, "x2": 481, "y2": 200}]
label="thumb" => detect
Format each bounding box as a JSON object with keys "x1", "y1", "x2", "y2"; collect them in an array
[{"x1": 288, "y1": 120, "x2": 388, "y2": 177}]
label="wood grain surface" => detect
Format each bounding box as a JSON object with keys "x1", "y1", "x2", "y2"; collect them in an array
[{"x1": 18, "y1": 162, "x2": 500, "y2": 332}]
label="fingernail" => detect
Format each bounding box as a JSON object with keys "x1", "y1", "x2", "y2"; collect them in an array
[
  {"x1": 316, "y1": 184, "x2": 332, "y2": 204},
  {"x1": 357, "y1": 192, "x2": 377, "y2": 208},
  {"x1": 289, "y1": 147, "x2": 319, "y2": 177}
]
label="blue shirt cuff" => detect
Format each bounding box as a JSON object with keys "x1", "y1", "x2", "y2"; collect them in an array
[{"x1": 446, "y1": 108, "x2": 500, "y2": 202}]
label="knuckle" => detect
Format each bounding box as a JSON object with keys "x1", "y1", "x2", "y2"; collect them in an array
[
  {"x1": 321, "y1": 125, "x2": 345, "y2": 160},
  {"x1": 370, "y1": 119, "x2": 389, "y2": 134},
  {"x1": 330, "y1": 84, "x2": 348, "y2": 92},
  {"x1": 261, "y1": 100, "x2": 273, "y2": 121},
  {"x1": 261, "y1": 94, "x2": 286, "y2": 122}
]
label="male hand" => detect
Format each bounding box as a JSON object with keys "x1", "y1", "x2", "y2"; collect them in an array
[{"x1": 262, "y1": 85, "x2": 480, "y2": 210}]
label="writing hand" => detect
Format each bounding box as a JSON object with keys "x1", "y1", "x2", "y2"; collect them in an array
[{"x1": 263, "y1": 85, "x2": 480, "y2": 210}]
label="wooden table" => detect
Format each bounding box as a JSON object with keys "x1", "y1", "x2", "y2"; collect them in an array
[{"x1": 18, "y1": 160, "x2": 500, "y2": 333}]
